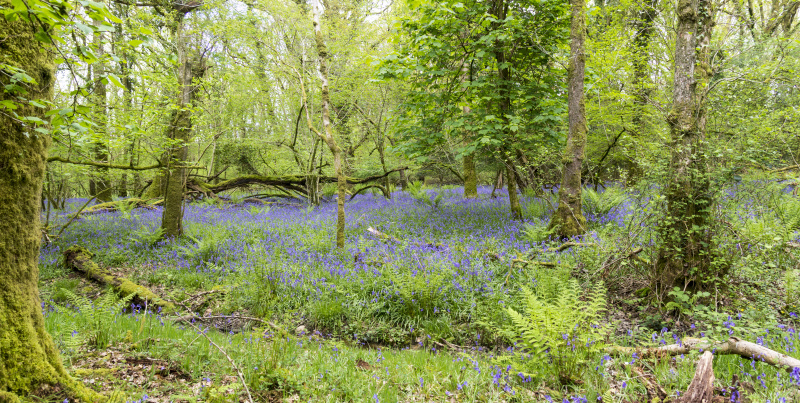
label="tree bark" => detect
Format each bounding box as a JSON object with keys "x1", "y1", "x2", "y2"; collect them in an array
[
  {"x1": 463, "y1": 153, "x2": 478, "y2": 198},
  {"x1": 550, "y1": 0, "x2": 588, "y2": 237},
  {"x1": 64, "y1": 246, "x2": 175, "y2": 312},
  {"x1": 89, "y1": 21, "x2": 113, "y2": 203},
  {"x1": 161, "y1": 11, "x2": 206, "y2": 238},
  {"x1": 631, "y1": 0, "x2": 659, "y2": 138},
  {"x1": 655, "y1": 0, "x2": 715, "y2": 292},
  {"x1": 0, "y1": 5, "x2": 103, "y2": 400},
  {"x1": 677, "y1": 351, "x2": 715, "y2": 403},
  {"x1": 310, "y1": 0, "x2": 346, "y2": 248}
]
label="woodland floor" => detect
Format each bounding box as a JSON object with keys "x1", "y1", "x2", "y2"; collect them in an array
[{"x1": 34, "y1": 184, "x2": 800, "y2": 402}]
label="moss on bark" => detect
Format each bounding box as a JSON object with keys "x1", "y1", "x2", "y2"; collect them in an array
[
  {"x1": 550, "y1": 0, "x2": 588, "y2": 238},
  {"x1": 463, "y1": 153, "x2": 478, "y2": 199},
  {"x1": 63, "y1": 246, "x2": 175, "y2": 312},
  {"x1": 0, "y1": 4, "x2": 105, "y2": 400}
]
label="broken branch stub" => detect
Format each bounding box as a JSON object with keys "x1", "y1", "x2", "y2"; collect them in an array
[{"x1": 677, "y1": 351, "x2": 715, "y2": 403}]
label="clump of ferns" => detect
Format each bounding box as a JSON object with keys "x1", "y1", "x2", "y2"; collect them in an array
[
  {"x1": 494, "y1": 279, "x2": 610, "y2": 385},
  {"x1": 61, "y1": 288, "x2": 136, "y2": 349}
]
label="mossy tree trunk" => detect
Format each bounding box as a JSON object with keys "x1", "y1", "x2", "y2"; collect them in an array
[
  {"x1": 312, "y1": 0, "x2": 346, "y2": 248},
  {"x1": 161, "y1": 10, "x2": 206, "y2": 238},
  {"x1": 655, "y1": 0, "x2": 716, "y2": 292},
  {"x1": 0, "y1": 5, "x2": 103, "y2": 400},
  {"x1": 463, "y1": 153, "x2": 478, "y2": 198},
  {"x1": 550, "y1": 0, "x2": 588, "y2": 238}
]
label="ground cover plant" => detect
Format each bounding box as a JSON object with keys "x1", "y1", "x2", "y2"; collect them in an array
[
  {"x1": 3, "y1": 0, "x2": 800, "y2": 399},
  {"x1": 32, "y1": 182, "x2": 800, "y2": 402}
]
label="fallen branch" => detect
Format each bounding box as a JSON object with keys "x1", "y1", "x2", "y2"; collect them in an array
[
  {"x1": 173, "y1": 314, "x2": 283, "y2": 333},
  {"x1": 606, "y1": 337, "x2": 800, "y2": 369},
  {"x1": 349, "y1": 184, "x2": 390, "y2": 200},
  {"x1": 54, "y1": 196, "x2": 96, "y2": 238},
  {"x1": 770, "y1": 164, "x2": 800, "y2": 174},
  {"x1": 631, "y1": 366, "x2": 667, "y2": 401},
  {"x1": 83, "y1": 198, "x2": 161, "y2": 214},
  {"x1": 367, "y1": 226, "x2": 402, "y2": 243},
  {"x1": 511, "y1": 258, "x2": 557, "y2": 268},
  {"x1": 63, "y1": 246, "x2": 175, "y2": 313},
  {"x1": 596, "y1": 247, "x2": 644, "y2": 279},
  {"x1": 550, "y1": 242, "x2": 596, "y2": 252},
  {"x1": 175, "y1": 314, "x2": 254, "y2": 403}
]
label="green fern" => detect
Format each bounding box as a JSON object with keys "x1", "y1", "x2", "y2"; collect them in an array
[
  {"x1": 383, "y1": 265, "x2": 450, "y2": 327},
  {"x1": 776, "y1": 194, "x2": 800, "y2": 232},
  {"x1": 179, "y1": 227, "x2": 228, "y2": 265},
  {"x1": 406, "y1": 181, "x2": 443, "y2": 209},
  {"x1": 61, "y1": 288, "x2": 135, "y2": 349},
  {"x1": 522, "y1": 222, "x2": 556, "y2": 243},
  {"x1": 130, "y1": 226, "x2": 164, "y2": 246},
  {"x1": 504, "y1": 279, "x2": 609, "y2": 382},
  {"x1": 582, "y1": 186, "x2": 627, "y2": 216}
]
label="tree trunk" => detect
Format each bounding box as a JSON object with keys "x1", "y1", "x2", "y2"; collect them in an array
[
  {"x1": 89, "y1": 22, "x2": 113, "y2": 203},
  {"x1": 161, "y1": 12, "x2": 206, "y2": 238},
  {"x1": 312, "y1": 0, "x2": 345, "y2": 248},
  {"x1": 677, "y1": 351, "x2": 715, "y2": 403},
  {"x1": 491, "y1": 0, "x2": 519, "y2": 218},
  {"x1": 0, "y1": 6, "x2": 103, "y2": 400},
  {"x1": 631, "y1": 0, "x2": 658, "y2": 138},
  {"x1": 506, "y1": 161, "x2": 522, "y2": 219},
  {"x1": 655, "y1": 0, "x2": 715, "y2": 292},
  {"x1": 550, "y1": 0, "x2": 588, "y2": 238},
  {"x1": 463, "y1": 153, "x2": 478, "y2": 198}
]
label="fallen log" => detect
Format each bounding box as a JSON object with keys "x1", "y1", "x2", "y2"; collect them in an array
[
  {"x1": 63, "y1": 246, "x2": 175, "y2": 313},
  {"x1": 83, "y1": 198, "x2": 161, "y2": 214},
  {"x1": 606, "y1": 336, "x2": 800, "y2": 370},
  {"x1": 193, "y1": 167, "x2": 408, "y2": 195},
  {"x1": 677, "y1": 351, "x2": 715, "y2": 403}
]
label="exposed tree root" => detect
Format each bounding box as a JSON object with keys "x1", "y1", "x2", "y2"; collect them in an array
[
  {"x1": 63, "y1": 246, "x2": 175, "y2": 313},
  {"x1": 606, "y1": 336, "x2": 800, "y2": 369}
]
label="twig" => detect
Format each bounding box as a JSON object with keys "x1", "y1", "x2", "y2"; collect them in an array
[
  {"x1": 55, "y1": 196, "x2": 96, "y2": 238},
  {"x1": 174, "y1": 314, "x2": 283, "y2": 333},
  {"x1": 171, "y1": 301, "x2": 254, "y2": 403},
  {"x1": 550, "y1": 242, "x2": 596, "y2": 252}
]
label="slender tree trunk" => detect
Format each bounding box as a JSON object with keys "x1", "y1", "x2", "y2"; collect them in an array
[
  {"x1": 463, "y1": 153, "x2": 478, "y2": 198},
  {"x1": 90, "y1": 22, "x2": 113, "y2": 202},
  {"x1": 550, "y1": 0, "x2": 588, "y2": 238},
  {"x1": 506, "y1": 161, "x2": 522, "y2": 218},
  {"x1": 161, "y1": 12, "x2": 206, "y2": 238},
  {"x1": 655, "y1": 0, "x2": 715, "y2": 292},
  {"x1": 0, "y1": 6, "x2": 103, "y2": 400},
  {"x1": 631, "y1": 0, "x2": 659, "y2": 138},
  {"x1": 399, "y1": 168, "x2": 409, "y2": 190},
  {"x1": 312, "y1": 0, "x2": 345, "y2": 248},
  {"x1": 491, "y1": 0, "x2": 520, "y2": 218}
]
